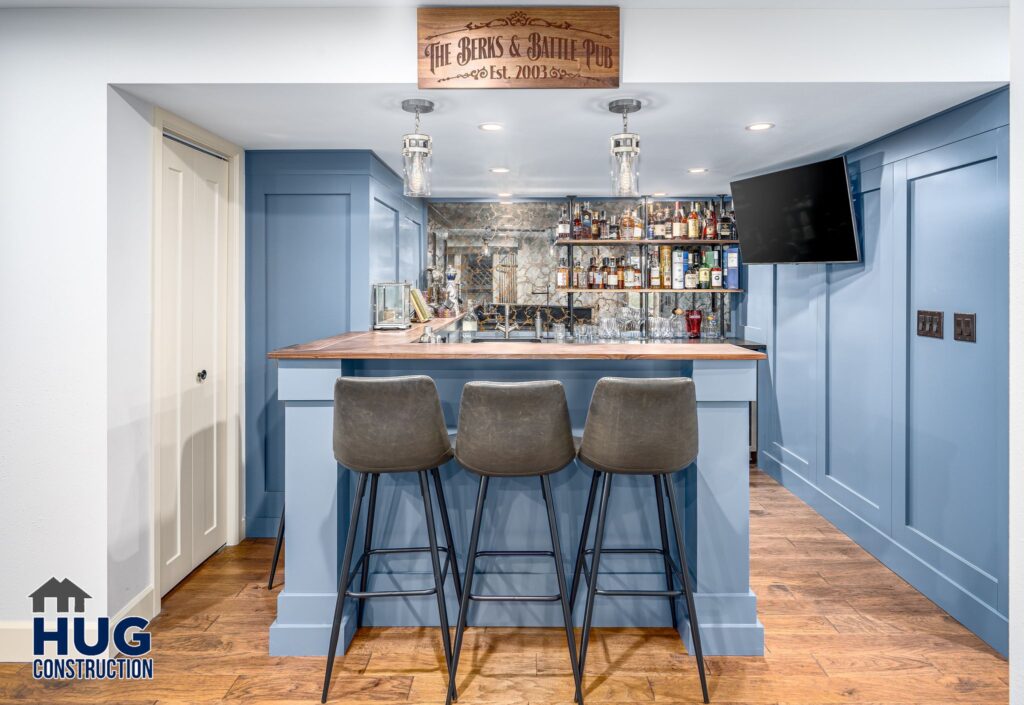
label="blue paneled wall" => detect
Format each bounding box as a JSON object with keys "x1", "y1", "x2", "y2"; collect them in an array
[
  {"x1": 245, "y1": 151, "x2": 425, "y2": 537},
  {"x1": 748, "y1": 88, "x2": 1009, "y2": 653}
]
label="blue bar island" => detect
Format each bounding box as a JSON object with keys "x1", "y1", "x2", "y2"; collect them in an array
[{"x1": 266, "y1": 318, "x2": 767, "y2": 658}]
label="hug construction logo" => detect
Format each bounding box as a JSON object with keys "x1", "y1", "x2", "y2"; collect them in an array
[{"x1": 30, "y1": 577, "x2": 153, "y2": 680}]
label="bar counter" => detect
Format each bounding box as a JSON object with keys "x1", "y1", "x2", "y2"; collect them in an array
[{"x1": 267, "y1": 319, "x2": 766, "y2": 659}]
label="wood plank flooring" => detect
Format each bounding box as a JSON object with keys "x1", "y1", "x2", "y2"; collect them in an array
[{"x1": 0, "y1": 469, "x2": 1007, "y2": 704}]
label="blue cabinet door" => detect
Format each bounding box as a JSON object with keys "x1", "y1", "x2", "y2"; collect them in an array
[
  {"x1": 245, "y1": 166, "x2": 367, "y2": 536},
  {"x1": 893, "y1": 127, "x2": 1009, "y2": 618}
]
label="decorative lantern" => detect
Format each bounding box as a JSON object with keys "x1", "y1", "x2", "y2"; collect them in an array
[
  {"x1": 401, "y1": 98, "x2": 434, "y2": 197},
  {"x1": 608, "y1": 98, "x2": 641, "y2": 197}
]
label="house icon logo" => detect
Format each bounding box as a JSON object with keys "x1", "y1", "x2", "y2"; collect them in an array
[
  {"x1": 29, "y1": 578, "x2": 153, "y2": 681},
  {"x1": 30, "y1": 577, "x2": 91, "y2": 613}
]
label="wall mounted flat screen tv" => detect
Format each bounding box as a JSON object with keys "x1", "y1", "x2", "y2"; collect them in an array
[{"x1": 730, "y1": 156, "x2": 860, "y2": 264}]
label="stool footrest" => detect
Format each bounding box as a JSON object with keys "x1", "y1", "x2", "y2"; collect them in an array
[
  {"x1": 468, "y1": 593, "x2": 562, "y2": 602},
  {"x1": 346, "y1": 587, "x2": 438, "y2": 599},
  {"x1": 595, "y1": 587, "x2": 682, "y2": 597},
  {"x1": 476, "y1": 550, "x2": 555, "y2": 558}
]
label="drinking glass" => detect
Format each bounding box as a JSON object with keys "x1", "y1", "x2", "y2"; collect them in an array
[
  {"x1": 685, "y1": 309, "x2": 703, "y2": 339},
  {"x1": 552, "y1": 323, "x2": 566, "y2": 342},
  {"x1": 703, "y1": 311, "x2": 721, "y2": 339}
]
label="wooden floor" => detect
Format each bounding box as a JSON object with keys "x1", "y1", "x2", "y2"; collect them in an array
[{"x1": 0, "y1": 469, "x2": 1008, "y2": 704}]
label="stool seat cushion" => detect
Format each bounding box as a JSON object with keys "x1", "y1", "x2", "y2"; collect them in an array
[
  {"x1": 455, "y1": 380, "x2": 577, "y2": 477},
  {"x1": 579, "y1": 377, "x2": 698, "y2": 475},
  {"x1": 334, "y1": 375, "x2": 453, "y2": 473}
]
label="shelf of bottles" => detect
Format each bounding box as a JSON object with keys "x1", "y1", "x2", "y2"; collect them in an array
[{"x1": 554, "y1": 196, "x2": 740, "y2": 334}]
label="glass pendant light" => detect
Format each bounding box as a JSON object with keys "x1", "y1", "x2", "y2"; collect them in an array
[
  {"x1": 608, "y1": 98, "x2": 641, "y2": 197},
  {"x1": 401, "y1": 98, "x2": 434, "y2": 197}
]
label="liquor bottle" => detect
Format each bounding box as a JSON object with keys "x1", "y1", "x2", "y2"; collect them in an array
[
  {"x1": 592, "y1": 209, "x2": 602, "y2": 239},
  {"x1": 582, "y1": 202, "x2": 593, "y2": 239},
  {"x1": 587, "y1": 257, "x2": 598, "y2": 288},
  {"x1": 607, "y1": 259, "x2": 619, "y2": 290},
  {"x1": 573, "y1": 258, "x2": 584, "y2": 289},
  {"x1": 632, "y1": 209, "x2": 644, "y2": 239},
  {"x1": 556, "y1": 257, "x2": 569, "y2": 288},
  {"x1": 600, "y1": 257, "x2": 610, "y2": 289},
  {"x1": 698, "y1": 257, "x2": 711, "y2": 289},
  {"x1": 573, "y1": 205, "x2": 584, "y2": 239},
  {"x1": 632, "y1": 256, "x2": 642, "y2": 288},
  {"x1": 660, "y1": 245, "x2": 672, "y2": 286},
  {"x1": 622, "y1": 257, "x2": 635, "y2": 289},
  {"x1": 649, "y1": 252, "x2": 661, "y2": 288},
  {"x1": 671, "y1": 248, "x2": 686, "y2": 290},
  {"x1": 687, "y1": 202, "x2": 700, "y2": 240},
  {"x1": 557, "y1": 207, "x2": 570, "y2": 238},
  {"x1": 684, "y1": 253, "x2": 699, "y2": 289},
  {"x1": 620, "y1": 210, "x2": 633, "y2": 241},
  {"x1": 672, "y1": 202, "x2": 685, "y2": 239},
  {"x1": 655, "y1": 207, "x2": 669, "y2": 239},
  {"x1": 704, "y1": 202, "x2": 718, "y2": 239},
  {"x1": 718, "y1": 205, "x2": 735, "y2": 239},
  {"x1": 711, "y1": 265, "x2": 723, "y2": 289}
]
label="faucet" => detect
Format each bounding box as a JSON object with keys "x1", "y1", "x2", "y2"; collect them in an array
[{"x1": 493, "y1": 303, "x2": 518, "y2": 339}]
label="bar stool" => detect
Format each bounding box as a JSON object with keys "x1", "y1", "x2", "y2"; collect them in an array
[
  {"x1": 321, "y1": 376, "x2": 462, "y2": 703},
  {"x1": 445, "y1": 381, "x2": 583, "y2": 705},
  {"x1": 572, "y1": 377, "x2": 709, "y2": 704}
]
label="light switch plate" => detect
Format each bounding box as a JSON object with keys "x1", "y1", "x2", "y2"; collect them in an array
[
  {"x1": 917, "y1": 310, "x2": 943, "y2": 339},
  {"x1": 953, "y1": 312, "x2": 976, "y2": 342}
]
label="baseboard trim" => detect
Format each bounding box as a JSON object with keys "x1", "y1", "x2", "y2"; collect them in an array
[{"x1": 760, "y1": 453, "x2": 1008, "y2": 656}]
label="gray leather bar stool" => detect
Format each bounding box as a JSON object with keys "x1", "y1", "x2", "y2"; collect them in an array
[
  {"x1": 321, "y1": 376, "x2": 462, "y2": 703},
  {"x1": 571, "y1": 377, "x2": 709, "y2": 703},
  {"x1": 445, "y1": 381, "x2": 583, "y2": 705}
]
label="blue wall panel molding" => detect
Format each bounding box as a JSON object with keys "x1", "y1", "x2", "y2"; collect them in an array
[
  {"x1": 754, "y1": 88, "x2": 1009, "y2": 655},
  {"x1": 245, "y1": 151, "x2": 424, "y2": 538}
]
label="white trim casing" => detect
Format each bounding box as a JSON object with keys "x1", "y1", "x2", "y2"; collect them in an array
[{"x1": 150, "y1": 108, "x2": 244, "y2": 620}]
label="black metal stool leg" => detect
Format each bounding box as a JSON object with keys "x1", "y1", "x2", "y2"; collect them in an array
[
  {"x1": 322, "y1": 472, "x2": 368, "y2": 704},
  {"x1": 268, "y1": 504, "x2": 285, "y2": 590},
  {"x1": 663, "y1": 473, "x2": 709, "y2": 704},
  {"x1": 579, "y1": 473, "x2": 612, "y2": 678},
  {"x1": 419, "y1": 471, "x2": 457, "y2": 698},
  {"x1": 541, "y1": 475, "x2": 584, "y2": 705},
  {"x1": 432, "y1": 467, "x2": 464, "y2": 603},
  {"x1": 446, "y1": 476, "x2": 488, "y2": 705},
  {"x1": 356, "y1": 474, "x2": 379, "y2": 628},
  {"x1": 653, "y1": 475, "x2": 678, "y2": 630},
  {"x1": 569, "y1": 470, "x2": 601, "y2": 613}
]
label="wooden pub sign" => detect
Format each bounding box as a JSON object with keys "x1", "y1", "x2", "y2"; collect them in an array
[{"x1": 417, "y1": 6, "x2": 620, "y2": 89}]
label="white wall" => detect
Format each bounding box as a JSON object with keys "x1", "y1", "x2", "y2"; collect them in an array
[
  {"x1": 0, "y1": 5, "x2": 1009, "y2": 659},
  {"x1": 106, "y1": 87, "x2": 155, "y2": 618},
  {"x1": 1008, "y1": 0, "x2": 1022, "y2": 700}
]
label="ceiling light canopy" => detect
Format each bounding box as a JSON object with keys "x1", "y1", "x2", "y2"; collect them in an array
[
  {"x1": 478, "y1": 122, "x2": 504, "y2": 131},
  {"x1": 746, "y1": 122, "x2": 775, "y2": 131},
  {"x1": 608, "y1": 98, "x2": 641, "y2": 197},
  {"x1": 400, "y1": 98, "x2": 434, "y2": 197}
]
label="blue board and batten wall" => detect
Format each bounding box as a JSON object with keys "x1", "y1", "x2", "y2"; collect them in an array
[
  {"x1": 747, "y1": 88, "x2": 1009, "y2": 654},
  {"x1": 245, "y1": 151, "x2": 426, "y2": 537}
]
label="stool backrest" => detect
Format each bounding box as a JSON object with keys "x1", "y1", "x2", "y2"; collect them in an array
[
  {"x1": 579, "y1": 377, "x2": 698, "y2": 474},
  {"x1": 334, "y1": 375, "x2": 451, "y2": 473},
  {"x1": 456, "y1": 380, "x2": 575, "y2": 476}
]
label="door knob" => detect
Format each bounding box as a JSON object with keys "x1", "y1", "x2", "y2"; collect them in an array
[{"x1": 197, "y1": 369, "x2": 208, "y2": 383}]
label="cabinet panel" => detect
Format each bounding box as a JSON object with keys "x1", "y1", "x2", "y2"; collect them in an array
[
  {"x1": 823, "y1": 164, "x2": 893, "y2": 531},
  {"x1": 369, "y1": 198, "x2": 399, "y2": 284}
]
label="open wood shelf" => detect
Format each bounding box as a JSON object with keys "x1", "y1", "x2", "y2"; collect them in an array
[
  {"x1": 556, "y1": 238, "x2": 739, "y2": 246},
  {"x1": 557, "y1": 288, "x2": 743, "y2": 294}
]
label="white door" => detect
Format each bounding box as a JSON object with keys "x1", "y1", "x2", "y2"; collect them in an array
[{"x1": 157, "y1": 135, "x2": 229, "y2": 595}]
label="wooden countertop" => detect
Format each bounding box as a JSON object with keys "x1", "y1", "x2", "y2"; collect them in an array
[{"x1": 268, "y1": 314, "x2": 766, "y2": 361}]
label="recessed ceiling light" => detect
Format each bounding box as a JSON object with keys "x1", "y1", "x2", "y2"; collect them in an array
[
  {"x1": 688, "y1": 168, "x2": 708, "y2": 174},
  {"x1": 499, "y1": 201, "x2": 513, "y2": 205},
  {"x1": 489, "y1": 167, "x2": 510, "y2": 174},
  {"x1": 746, "y1": 122, "x2": 775, "y2": 131},
  {"x1": 479, "y1": 122, "x2": 504, "y2": 131},
  {"x1": 497, "y1": 192, "x2": 513, "y2": 197},
  {"x1": 652, "y1": 192, "x2": 667, "y2": 197}
]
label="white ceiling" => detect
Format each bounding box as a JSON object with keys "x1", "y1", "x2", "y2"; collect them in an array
[
  {"x1": 4, "y1": 0, "x2": 1009, "y2": 7},
  {"x1": 121, "y1": 82, "x2": 1001, "y2": 197}
]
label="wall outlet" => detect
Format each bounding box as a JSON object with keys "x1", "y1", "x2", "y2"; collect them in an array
[
  {"x1": 916, "y1": 310, "x2": 943, "y2": 338},
  {"x1": 953, "y1": 312, "x2": 976, "y2": 342}
]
